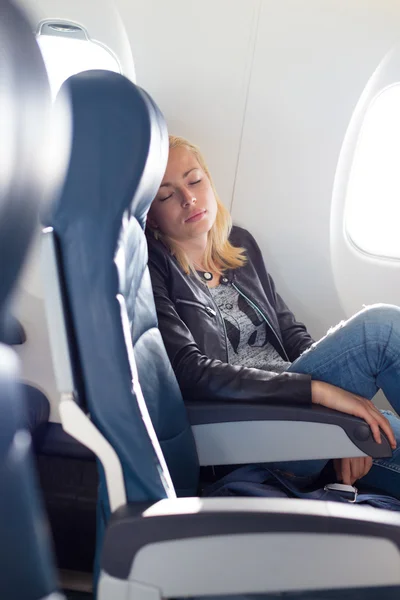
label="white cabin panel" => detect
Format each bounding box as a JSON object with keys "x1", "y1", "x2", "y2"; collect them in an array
[
  {"x1": 117, "y1": 0, "x2": 260, "y2": 209},
  {"x1": 232, "y1": 0, "x2": 400, "y2": 342}
]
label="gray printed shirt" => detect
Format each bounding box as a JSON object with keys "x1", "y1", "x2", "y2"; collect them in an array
[{"x1": 209, "y1": 283, "x2": 291, "y2": 373}]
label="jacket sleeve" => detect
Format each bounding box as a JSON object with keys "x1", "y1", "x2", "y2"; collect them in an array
[
  {"x1": 243, "y1": 230, "x2": 314, "y2": 361},
  {"x1": 148, "y1": 253, "x2": 312, "y2": 406}
]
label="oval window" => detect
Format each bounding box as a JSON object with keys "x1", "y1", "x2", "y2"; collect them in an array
[{"x1": 345, "y1": 83, "x2": 400, "y2": 260}]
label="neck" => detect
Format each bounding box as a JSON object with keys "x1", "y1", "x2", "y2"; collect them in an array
[{"x1": 174, "y1": 234, "x2": 208, "y2": 269}]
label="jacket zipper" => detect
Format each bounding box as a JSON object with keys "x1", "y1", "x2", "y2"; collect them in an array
[
  {"x1": 176, "y1": 298, "x2": 216, "y2": 317},
  {"x1": 177, "y1": 295, "x2": 229, "y2": 362},
  {"x1": 206, "y1": 290, "x2": 229, "y2": 363},
  {"x1": 231, "y1": 282, "x2": 290, "y2": 361}
]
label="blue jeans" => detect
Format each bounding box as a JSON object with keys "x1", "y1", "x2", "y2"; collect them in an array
[{"x1": 271, "y1": 304, "x2": 400, "y2": 499}]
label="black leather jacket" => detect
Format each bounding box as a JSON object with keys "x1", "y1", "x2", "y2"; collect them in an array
[{"x1": 147, "y1": 226, "x2": 314, "y2": 406}]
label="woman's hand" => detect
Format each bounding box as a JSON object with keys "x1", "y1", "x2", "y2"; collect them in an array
[
  {"x1": 311, "y1": 380, "x2": 396, "y2": 449},
  {"x1": 333, "y1": 457, "x2": 373, "y2": 485}
]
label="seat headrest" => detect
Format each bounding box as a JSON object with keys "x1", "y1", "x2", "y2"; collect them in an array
[
  {"x1": 48, "y1": 70, "x2": 168, "y2": 237},
  {"x1": 0, "y1": 0, "x2": 53, "y2": 314}
]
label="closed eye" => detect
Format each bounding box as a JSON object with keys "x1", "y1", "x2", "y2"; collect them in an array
[
  {"x1": 190, "y1": 179, "x2": 201, "y2": 186},
  {"x1": 159, "y1": 192, "x2": 173, "y2": 202}
]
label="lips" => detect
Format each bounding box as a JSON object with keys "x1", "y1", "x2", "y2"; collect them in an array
[{"x1": 185, "y1": 209, "x2": 206, "y2": 223}]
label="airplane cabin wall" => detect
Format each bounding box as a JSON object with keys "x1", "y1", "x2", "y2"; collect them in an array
[
  {"x1": 12, "y1": 0, "x2": 400, "y2": 418},
  {"x1": 231, "y1": 0, "x2": 400, "y2": 340},
  {"x1": 117, "y1": 0, "x2": 261, "y2": 221},
  {"x1": 119, "y1": 0, "x2": 400, "y2": 337},
  {"x1": 16, "y1": 0, "x2": 136, "y2": 80},
  {"x1": 119, "y1": 0, "x2": 400, "y2": 410}
]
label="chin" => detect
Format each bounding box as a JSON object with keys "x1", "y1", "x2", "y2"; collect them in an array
[
  {"x1": 195, "y1": 218, "x2": 214, "y2": 236},
  {"x1": 177, "y1": 223, "x2": 212, "y2": 243}
]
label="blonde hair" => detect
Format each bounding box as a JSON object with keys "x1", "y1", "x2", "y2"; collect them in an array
[{"x1": 148, "y1": 135, "x2": 246, "y2": 275}]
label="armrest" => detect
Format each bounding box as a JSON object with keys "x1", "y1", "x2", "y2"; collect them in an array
[
  {"x1": 186, "y1": 402, "x2": 392, "y2": 466},
  {"x1": 99, "y1": 497, "x2": 400, "y2": 597}
]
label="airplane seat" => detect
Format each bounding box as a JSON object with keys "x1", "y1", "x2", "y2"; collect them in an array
[
  {"x1": 42, "y1": 68, "x2": 198, "y2": 503},
  {"x1": 38, "y1": 423, "x2": 95, "y2": 460},
  {"x1": 40, "y1": 68, "x2": 400, "y2": 598},
  {"x1": 0, "y1": 312, "x2": 26, "y2": 345},
  {"x1": 0, "y1": 0, "x2": 68, "y2": 598},
  {"x1": 0, "y1": 308, "x2": 86, "y2": 458},
  {"x1": 41, "y1": 69, "x2": 195, "y2": 581},
  {"x1": 21, "y1": 369, "x2": 98, "y2": 573},
  {"x1": 0, "y1": 347, "x2": 63, "y2": 600},
  {"x1": 36, "y1": 421, "x2": 98, "y2": 574},
  {"x1": 23, "y1": 384, "x2": 51, "y2": 448}
]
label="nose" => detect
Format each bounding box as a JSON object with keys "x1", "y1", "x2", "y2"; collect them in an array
[{"x1": 180, "y1": 187, "x2": 196, "y2": 207}]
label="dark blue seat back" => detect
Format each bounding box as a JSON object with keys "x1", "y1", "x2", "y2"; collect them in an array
[
  {"x1": 46, "y1": 72, "x2": 199, "y2": 523},
  {"x1": 0, "y1": 2, "x2": 63, "y2": 598}
]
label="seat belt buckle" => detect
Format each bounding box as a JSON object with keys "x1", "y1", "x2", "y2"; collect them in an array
[{"x1": 324, "y1": 482, "x2": 358, "y2": 503}]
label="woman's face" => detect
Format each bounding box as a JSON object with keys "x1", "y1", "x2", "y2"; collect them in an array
[{"x1": 148, "y1": 145, "x2": 218, "y2": 243}]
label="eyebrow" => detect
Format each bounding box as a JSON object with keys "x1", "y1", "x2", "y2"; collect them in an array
[{"x1": 159, "y1": 167, "x2": 199, "y2": 188}]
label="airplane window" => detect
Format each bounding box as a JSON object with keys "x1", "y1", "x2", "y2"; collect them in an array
[
  {"x1": 37, "y1": 23, "x2": 120, "y2": 100},
  {"x1": 345, "y1": 83, "x2": 400, "y2": 260}
]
